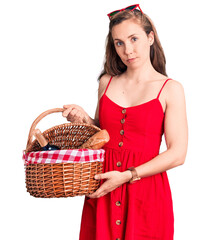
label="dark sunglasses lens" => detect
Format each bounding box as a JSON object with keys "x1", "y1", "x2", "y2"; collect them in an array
[
  {"x1": 125, "y1": 5, "x2": 137, "y2": 10},
  {"x1": 109, "y1": 10, "x2": 120, "y2": 17}
]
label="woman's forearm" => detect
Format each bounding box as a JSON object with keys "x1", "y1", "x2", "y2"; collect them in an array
[
  {"x1": 134, "y1": 148, "x2": 185, "y2": 179},
  {"x1": 122, "y1": 148, "x2": 186, "y2": 182},
  {"x1": 87, "y1": 116, "x2": 100, "y2": 128}
]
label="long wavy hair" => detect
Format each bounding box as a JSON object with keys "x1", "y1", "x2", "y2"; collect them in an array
[{"x1": 98, "y1": 9, "x2": 167, "y2": 81}]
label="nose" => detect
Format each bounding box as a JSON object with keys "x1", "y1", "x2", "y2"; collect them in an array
[{"x1": 124, "y1": 42, "x2": 133, "y2": 55}]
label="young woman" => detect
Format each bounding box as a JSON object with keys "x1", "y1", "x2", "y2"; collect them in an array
[{"x1": 63, "y1": 4, "x2": 188, "y2": 239}]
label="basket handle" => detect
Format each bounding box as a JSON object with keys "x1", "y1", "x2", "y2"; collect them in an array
[{"x1": 26, "y1": 108, "x2": 64, "y2": 150}]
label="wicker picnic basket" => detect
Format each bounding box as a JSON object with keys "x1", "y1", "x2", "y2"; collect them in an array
[{"x1": 23, "y1": 108, "x2": 105, "y2": 198}]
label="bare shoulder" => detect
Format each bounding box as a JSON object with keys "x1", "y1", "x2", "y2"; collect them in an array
[
  {"x1": 98, "y1": 74, "x2": 112, "y2": 98},
  {"x1": 165, "y1": 79, "x2": 186, "y2": 108},
  {"x1": 166, "y1": 79, "x2": 185, "y2": 98}
]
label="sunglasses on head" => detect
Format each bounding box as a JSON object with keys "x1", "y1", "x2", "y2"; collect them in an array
[{"x1": 107, "y1": 4, "x2": 143, "y2": 19}]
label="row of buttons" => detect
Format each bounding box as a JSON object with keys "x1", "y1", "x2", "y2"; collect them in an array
[
  {"x1": 116, "y1": 109, "x2": 126, "y2": 240},
  {"x1": 119, "y1": 108, "x2": 126, "y2": 147},
  {"x1": 116, "y1": 200, "x2": 121, "y2": 239}
]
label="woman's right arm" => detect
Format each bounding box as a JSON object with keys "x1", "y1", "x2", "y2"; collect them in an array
[{"x1": 63, "y1": 74, "x2": 111, "y2": 127}]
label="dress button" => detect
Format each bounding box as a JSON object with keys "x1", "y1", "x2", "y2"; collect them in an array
[
  {"x1": 116, "y1": 201, "x2": 121, "y2": 206},
  {"x1": 119, "y1": 142, "x2": 123, "y2": 147},
  {"x1": 121, "y1": 118, "x2": 125, "y2": 124},
  {"x1": 122, "y1": 109, "x2": 126, "y2": 114},
  {"x1": 116, "y1": 161, "x2": 121, "y2": 167},
  {"x1": 120, "y1": 129, "x2": 124, "y2": 135},
  {"x1": 116, "y1": 220, "x2": 121, "y2": 225}
]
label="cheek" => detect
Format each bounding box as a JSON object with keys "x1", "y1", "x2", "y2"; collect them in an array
[
  {"x1": 138, "y1": 43, "x2": 150, "y2": 56},
  {"x1": 115, "y1": 47, "x2": 123, "y2": 56},
  {"x1": 115, "y1": 48, "x2": 128, "y2": 65},
  {"x1": 115, "y1": 48, "x2": 126, "y2": 61}
]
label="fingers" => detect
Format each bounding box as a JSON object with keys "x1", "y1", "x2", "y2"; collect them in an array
[
  {"x1": 86, "y1": 172, "x2": 122, "y2": 199},
  {"x1": 62, "y1": 107, "x2": 73, "y2": 117},
  {"x1": 63, "y1": 104, "x2": 78, "y2": 109},
  {"x1": 94, "y1": 172, "x2": 109, "y2": 180},
  {"x1": 87, "y1": 189, "x2": 107, "y2": 199},
  {"x1": 62, "y1": 104, "x2": 88, "y2": 123},
  {"x1": 87, "y1": 177, "x2": 111, "y2": 199},
  {"x1": 63, "y1": 104, "x2": 75, "y2": 117},
  {"x1": 67, "y1": 109, "x2": 83, "y2": 123},
  {"x1": 63, "y1": 104, "x2": 83, "y2": 111}
]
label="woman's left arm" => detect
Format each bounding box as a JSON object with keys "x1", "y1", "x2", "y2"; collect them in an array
[{"x1": 132, "y1": 80, "x2": 188, "y2": 179}]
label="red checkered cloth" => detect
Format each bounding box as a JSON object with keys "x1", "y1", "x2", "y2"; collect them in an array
[{"x1": 23, "y1": 149, "x2": 105, "y2": 165}]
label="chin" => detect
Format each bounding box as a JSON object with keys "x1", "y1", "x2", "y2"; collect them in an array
[{"x1": 127, "y1": 62, "x2": 141, "y2": 69}]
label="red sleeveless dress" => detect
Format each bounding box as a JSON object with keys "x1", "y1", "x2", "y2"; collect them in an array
[{"x1": 79, "y1": 77, "x2": 174, "y2": 240}]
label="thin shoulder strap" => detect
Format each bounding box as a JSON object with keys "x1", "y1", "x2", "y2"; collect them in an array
[
  {"x1": 104, "y1": 76, "x2": 113, "y2": 95},
  {"x1": 157, "y1": 78, "x2": 172, "y2": 99}
]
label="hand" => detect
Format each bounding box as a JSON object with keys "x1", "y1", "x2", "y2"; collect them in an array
[
  {"x1": 62, "y1": 104, "x2": 89, "y2": 123},
  {"x1": 87, "y1": 170, "x2": 132, "y2": 199}
]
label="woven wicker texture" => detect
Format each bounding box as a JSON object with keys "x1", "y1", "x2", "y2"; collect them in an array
[
  {"x1": 24, "y1": 108, "x2": 104, "y2": 198},
  {"x1": 26, "y1": 123, "x2": 101, "y2": 152}
]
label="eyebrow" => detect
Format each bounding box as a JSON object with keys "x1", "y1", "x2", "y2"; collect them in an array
[{"x1": 114, "y1": 34, "x2": 138, "y2": 41}]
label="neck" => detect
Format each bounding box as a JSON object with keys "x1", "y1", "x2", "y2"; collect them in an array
[{"x1": 124, "y1": 60, "x2": 157, "y2": 83}]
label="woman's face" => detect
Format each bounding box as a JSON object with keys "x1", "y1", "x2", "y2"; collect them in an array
[{"x1": 111, "y1": 19, "x2": 154, "y2": 68}]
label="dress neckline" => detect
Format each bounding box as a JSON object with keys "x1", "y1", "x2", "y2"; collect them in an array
[{"x1": 101, "y1": 93, "x2": 165, "y2": 115}]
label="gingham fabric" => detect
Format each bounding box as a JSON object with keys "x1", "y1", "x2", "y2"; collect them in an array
[{"x1": 23, "y1": 149, "x2": 105, "y2": 165}]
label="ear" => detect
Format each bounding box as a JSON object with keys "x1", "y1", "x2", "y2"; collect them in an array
[{"x1": 148, "y1": 30, "x2": 154, "y2": 45}]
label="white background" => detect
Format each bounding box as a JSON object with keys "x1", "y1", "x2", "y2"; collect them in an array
[{"x1": 0, "y1": 0, "x2": 209, "y2": 239}]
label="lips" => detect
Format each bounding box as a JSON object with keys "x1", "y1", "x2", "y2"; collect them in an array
[{"x1": 127, "y1": 58, "x2": 136, "y2": 63}]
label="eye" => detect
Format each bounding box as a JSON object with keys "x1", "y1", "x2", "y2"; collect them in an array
[
  {"x1": 116, "y1": 41, "x2": 123, "y2": 46},
  {"x1": 132, "y1": 37, "x2": 138, "y2": 42}
]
